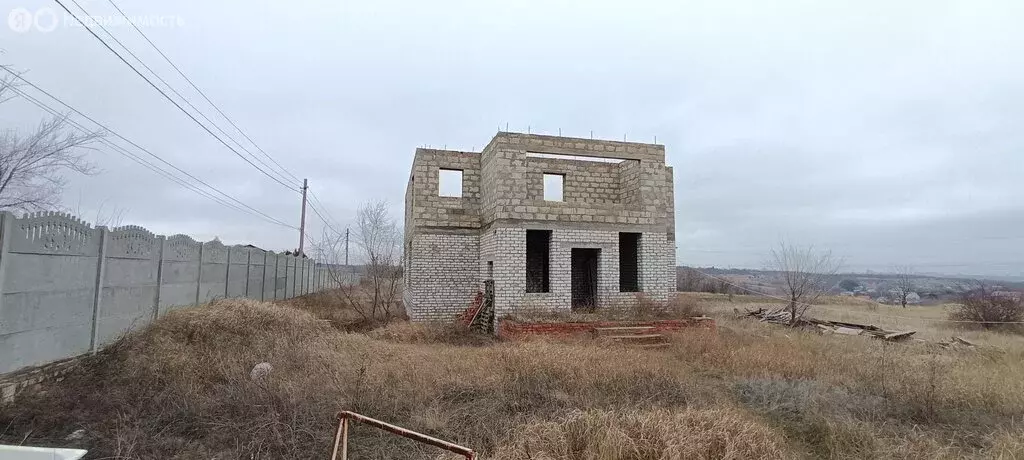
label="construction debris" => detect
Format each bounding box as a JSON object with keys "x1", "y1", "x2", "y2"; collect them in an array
[
  {"x1": 953, "y1": 336, "x2": 976, "y2": 347},
  {"x1": 938, "y1": 336, "x2": 979, "y2": 349},
  {"x1": 743, "y1": 307, "x2": 917, "y2": 342}
]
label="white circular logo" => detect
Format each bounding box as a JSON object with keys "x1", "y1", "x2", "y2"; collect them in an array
[
  {"x1": 33, "y1": 7, "x2": 58, "y2": 33},
  {"x1": 8, "y1": 8, "x2": 33, "y2": 33}
]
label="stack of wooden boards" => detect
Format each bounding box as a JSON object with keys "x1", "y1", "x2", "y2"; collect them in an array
[{"x1": 743, "y1": 307, "x2": 917, "y2": 342}]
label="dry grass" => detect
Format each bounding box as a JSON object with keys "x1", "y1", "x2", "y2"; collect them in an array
[
  {"x1": 282, "y1": 287, "x2": 406, "y2": 331},
  {"x1": 1, "y1": 292, "x2": 1023, "y2": 459},
  {"x1": 696, "y1": 291, "x2": 1024, "y2": 345},
  {"x1": 494, "y1": 408, "x2": 788, "y2": 460}
]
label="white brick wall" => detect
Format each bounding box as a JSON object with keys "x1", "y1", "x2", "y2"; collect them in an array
[
  {"x1": 489, "y1": 227, "x2": 674, "y2": 317},
  {"x1": 405, "y1": 233, "x2": 479, "y2": 321}
]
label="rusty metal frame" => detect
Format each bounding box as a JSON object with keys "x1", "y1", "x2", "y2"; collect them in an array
[{"x1": 330, "y1": 411, "x2": 475, "y2": 459}]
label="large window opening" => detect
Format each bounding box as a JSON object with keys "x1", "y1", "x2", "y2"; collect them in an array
[
  {"x1": 619, "y1": 232, "x2": 640, "y2": 292},
  {"x1": 543, "y1": 173, "x2": 564, "y2": 201},
  {"x1": 438, "y1": 169, "x2": 463, "y2": 197},
  {"x1": 526, "y1": 230, "x2": 551, "y2": 293}
]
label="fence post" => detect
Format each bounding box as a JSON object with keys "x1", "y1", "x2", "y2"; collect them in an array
[
  {"x1": 273, "y1": 254, "x2": 279, "y2": 300},
  {"x1": 0, "y1": 212, "x2": 12, "y2": 326},
  {"x1": 224, "y1": 246, "x2": 231, "y2": 298},
  {"x1": 195, "y1": 243, "x2": 204, "y2": 305},
  {"x1": 244, "y1": 247, "x2": 251, "y2": 298},
  {"x1": 293, "y1": 256, "x2": 299, "y2": 298},
  {"x1": 152, "y1": 236, "x2": 165, "y2": 320},
  {"x1": 89, "y1": 226, "x2": 109, "y2": 353},
  {"x1": 261, "y1": 251, "x2": 269, "y2": 301},
  {"x1": 299, "y1": 257, "x2": 305, "y2": 296}
]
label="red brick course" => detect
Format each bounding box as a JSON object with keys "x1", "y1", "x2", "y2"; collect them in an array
[{"x1": 498, "y1": 317, "x2": 715, "y2": 339}]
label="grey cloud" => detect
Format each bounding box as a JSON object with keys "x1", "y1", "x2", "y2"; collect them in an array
[{"x1": 1, "y1": 0, "x2": 1022, "y2": 275}]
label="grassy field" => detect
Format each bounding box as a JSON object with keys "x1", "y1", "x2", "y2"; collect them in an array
[{"x1": 2, "y1": 293, "x2": 1023, "y2": 459}]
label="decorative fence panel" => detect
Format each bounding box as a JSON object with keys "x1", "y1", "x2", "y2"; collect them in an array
[{"x1": 0, "y1": 211, "x2": 343, "y2": 375}]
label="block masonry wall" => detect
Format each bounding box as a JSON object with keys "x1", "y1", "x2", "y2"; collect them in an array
[
  {"x1": 0, "y1": 211, "x2": 345, "y2": 376},
  {"x1": 405, "y1": 132, "x2": 676, "y2": 321}
]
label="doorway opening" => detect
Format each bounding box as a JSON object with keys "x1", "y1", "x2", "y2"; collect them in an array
[{"x1": 571, "y1": 248, "x2": 600, "y2": 311}]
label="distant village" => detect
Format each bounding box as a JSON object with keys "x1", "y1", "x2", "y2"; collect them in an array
[{"x1": 679, "y1": 267, "x2": 1024, "y2": 305}]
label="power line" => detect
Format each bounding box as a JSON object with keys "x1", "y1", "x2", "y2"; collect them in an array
[
  {"x1": 307, "y1": 189, "x2": 346, "y2": 233},
  {"x1": 306, "y1": 198, "x2": 345, "y2": 237},
  {"x1": 8, "y1": 83, "x2": 295, "y2": 229},
  {"x1": 3, "y1": 66, "x2": 294, "y2": 227},
  {"x1": 63, "y1": 0, "x2": 297, "y2": 189},
  {"x1": 3, "y1": 67, "x2": 297, "y2": 229},
  {"x1": 8, "y1": 84, "x2": 257, "y2": 223},
  {"x1": 103, "y1": 0, "x2": 302, "y2": 185},
  {"x1": 53, "y1": 0, "x2": 299, "y2": 192}
]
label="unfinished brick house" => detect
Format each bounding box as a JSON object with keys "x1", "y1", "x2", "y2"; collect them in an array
[{"x1": 403, "y1": 132, "x2": 675, "y2": 322}]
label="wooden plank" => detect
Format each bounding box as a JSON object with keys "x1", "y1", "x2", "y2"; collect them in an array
[{"x1": 882, "y1": 330, "x2": 916, "y2": 341}]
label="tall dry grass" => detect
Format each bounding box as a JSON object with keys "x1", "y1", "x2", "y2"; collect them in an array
[
  {"x1": 1, "y1": 293, "x2": 1023, "y2": 459},
  {"x1": 494, "y1": 408, "x2": 787, "y2": 460}
]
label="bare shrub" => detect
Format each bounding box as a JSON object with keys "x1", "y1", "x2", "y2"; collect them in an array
[
  {"x1": 284, "y1": 289, "x2": 402, "y2": 331},
  {"x1": 677, "y1": 267, "x2": 704, "y2": 292},
  {"x1": 768, "y1": 242, "x2": 842, "y2": 326},
  {"x1": 949, "y1": 282, "x2": 1024, "y2": 329},
  {"x1": 314, "y1": 200, "x2": 402, "y2": 327},
  {"x1": 677, "y1": 267, "x2": 733, "y2": 294}
]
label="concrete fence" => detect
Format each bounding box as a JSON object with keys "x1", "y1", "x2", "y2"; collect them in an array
[{"x1": 0, "y1": 211, "x2": 346, "y2": 375}]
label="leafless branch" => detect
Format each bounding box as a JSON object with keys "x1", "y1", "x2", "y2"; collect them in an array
[
  {"x1": 768, "y1": 242, "x2": 842, "y2": 325},
  {"x1": 312, "y1": 200, "x2": 403, "y2": 325},
  {"x1": 0, "y1": 72, "x2": 103, "y2": 212}
]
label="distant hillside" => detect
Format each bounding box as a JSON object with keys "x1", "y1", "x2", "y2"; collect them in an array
[{"x1": 677, "y1": 266, "x2": 1024, "y2": 304}]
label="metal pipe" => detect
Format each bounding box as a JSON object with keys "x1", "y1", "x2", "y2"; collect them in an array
[
  {"x1": 331, "y1": 411, "x2": 475, "y2": 459},
  {"x1": 340, "y1": 418, "x2": 348, "y2": 460},
  {"x1": 331, "y1": 416, "x2": 344, "y2": 460}
]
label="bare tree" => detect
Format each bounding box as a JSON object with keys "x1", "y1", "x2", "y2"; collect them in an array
[
  {"x1": 950, "y1": 280, "x2": 1024, "y2": 328},
  {"x1": 0, "y1": 73, "x2": 101, "y2": 212},
  {"x1": 892, "y1": 265, "x2": 915, "y2": 308},
  {"x1": 768, "y1": 242, "x2": 842, "y2": 325},
  {"x1": 315, "y1": 200, "x2": 403, "y2": 325}
]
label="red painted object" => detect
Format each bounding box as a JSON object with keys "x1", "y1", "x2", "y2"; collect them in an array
[
  {"x1": 498, "y1": 318, "x2": 715, "y2": 339},
  {"x1": 456, "y1": 291, "x2": 484, "y2": 326}
]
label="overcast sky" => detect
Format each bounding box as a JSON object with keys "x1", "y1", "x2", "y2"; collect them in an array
[{"x1": 2, "y1": 0, "x2": 1023, "y2": 276}]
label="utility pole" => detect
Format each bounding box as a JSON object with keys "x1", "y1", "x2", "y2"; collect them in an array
[
  {"x1": 344, "y1": 227, "x2": 349, "y2": 266},
  {"x1": 298, "y1": 178, "x2": 308, "y2": 255}
]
